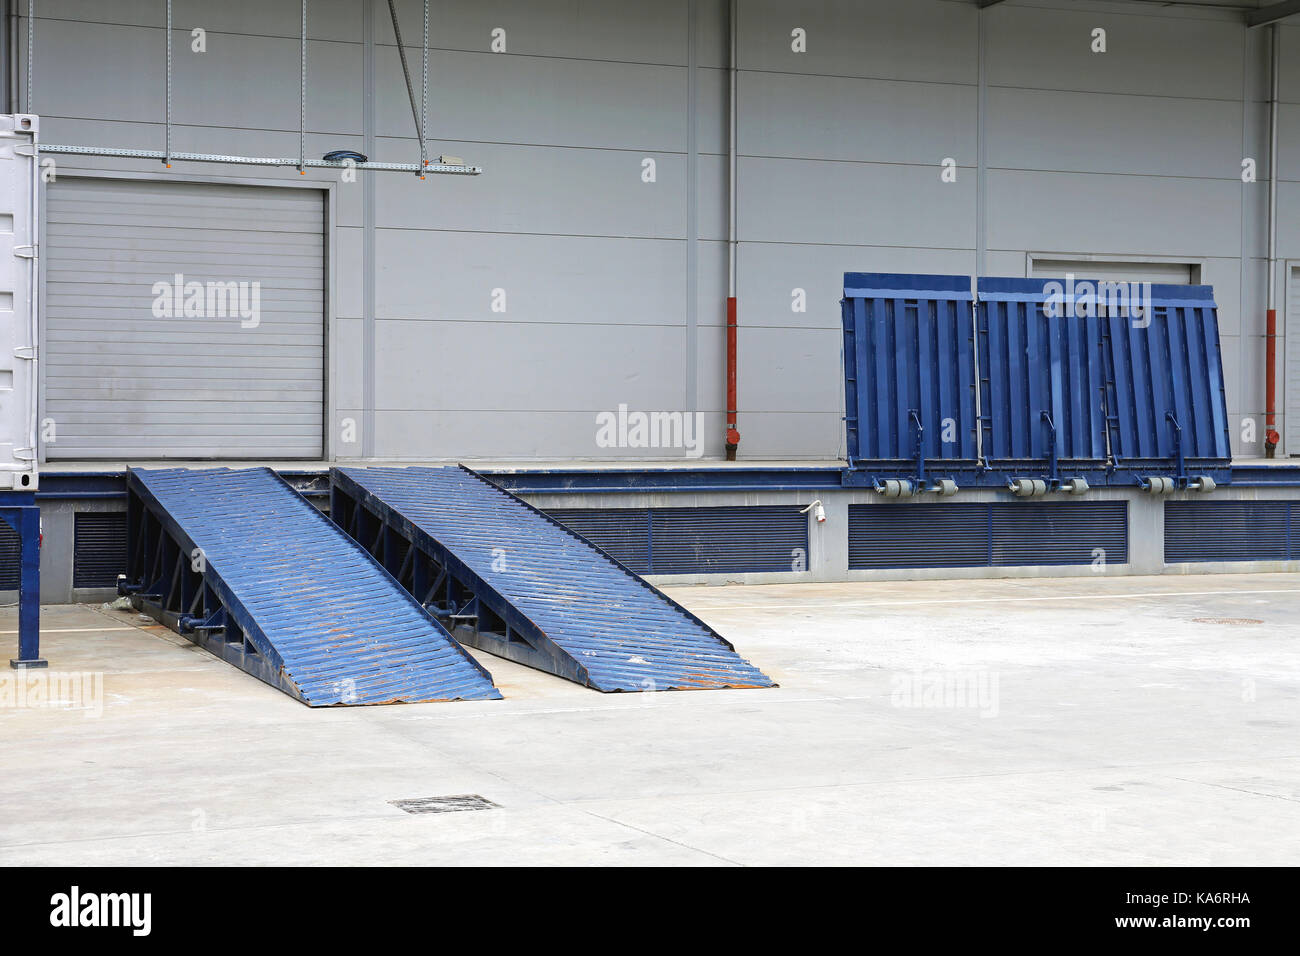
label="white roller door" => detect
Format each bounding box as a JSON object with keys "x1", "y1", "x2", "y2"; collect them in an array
[{"x1": 43, "y1": 177, "x2": 324, "y2": 459}]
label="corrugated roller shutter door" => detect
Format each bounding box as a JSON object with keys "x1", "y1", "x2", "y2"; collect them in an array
[
  {"x1": 43, "y1": 177, "x2": 324, "y2": 458},
  {"x1": 989, "y1": 502, "x2": 1127, "y2": 566},
  {"x1": 847, "y1": 503, "x2": 989, "y2": 569},
  {"x1": 651, "y1": 506, "x2": 807, "y2": 573},
  {"x1": 545, "y1": 508, "x2": 651, "y2": 572},
  {"x1": 849, "y1": 501, "x2": 1128, "y2": 569},
  {"x1": 545, "y1": 506, "x2": 808, "y2": 574},
  {"x1": 1164, "y1": 501, "x2": 1293, "y2": 562}
]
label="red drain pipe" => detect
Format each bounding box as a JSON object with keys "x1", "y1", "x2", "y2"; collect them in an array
[
  {"x1": 725, "y1": 296, "x2": 739, "y2": 460},
  {"x1": 1266, "y1": 308, "x2": 1279, "y2": 456}
]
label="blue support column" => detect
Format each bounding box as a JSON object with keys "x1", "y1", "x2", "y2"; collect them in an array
[{"x1": 2, "y1": 498, "x2": 44, "y2": 669}]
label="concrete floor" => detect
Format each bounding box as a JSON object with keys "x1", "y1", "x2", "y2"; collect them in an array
[{"x1": 1, "y1": 573, "x2": 1298, "y2": 866}]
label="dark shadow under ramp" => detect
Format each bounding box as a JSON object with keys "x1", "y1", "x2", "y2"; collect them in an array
[
  {"x1": 124, "y1": 467, "x2": 501, "y2": 706},
  {"x1": 330, "y1": 465, "x2": 776, "y2": 692}
]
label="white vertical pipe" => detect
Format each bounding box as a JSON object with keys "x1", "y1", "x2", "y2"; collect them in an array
[
  {"x1": 728, "y1": 0, "x2": 737, "y2": 298},
  {"x1": 1268, "y1": 23, "x2": 1279, "y2": 313}
]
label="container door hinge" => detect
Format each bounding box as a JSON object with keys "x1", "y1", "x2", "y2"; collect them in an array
[
  {"x1": 13, "y1": 244, "x2": 37, "y2": 259},
  {"x1": 13, "y1": 346, "x2": 36, "y2": 360},
  {"x1": 12, "y1": 448, "x2": 36, "y2": 462}
]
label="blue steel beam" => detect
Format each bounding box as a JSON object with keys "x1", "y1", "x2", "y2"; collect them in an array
[{"x1": 2, "y1": 495, "x2": 44, "y2": 669}]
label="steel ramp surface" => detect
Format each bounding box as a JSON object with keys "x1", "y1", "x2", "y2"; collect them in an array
[
  {"x1": 330, "y1": 465, "x2": 776, "y2": 692},
  {"x1": 123, "y1": 467, "x2": 501, "y2": 706}
]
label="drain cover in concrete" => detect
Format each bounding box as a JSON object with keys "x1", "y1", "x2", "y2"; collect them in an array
[{"x1": 389, "y1": 795, "x2": 499, "y2": 814}]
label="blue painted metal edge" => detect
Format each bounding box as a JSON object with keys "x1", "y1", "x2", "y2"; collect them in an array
[
  {"x1": 0, "y1": 491, "x2": 43, "y2": 668},
  {"x1": 30, "y1": 463, "x2": 1300, "y2": 496}
]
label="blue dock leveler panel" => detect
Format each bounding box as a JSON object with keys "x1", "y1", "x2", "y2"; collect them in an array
[
  {"x1": 841, "y1": 273, "x2": 978, "y2": 469},
  {"x1": 841, "y1": 272, "x2": 1233, "y2": 490},
  {"x1": 1101, "y1": 284, "x2": 1232, "y2": 475},
  {"x1": 976, "y1": 277, "x2": 1110, "y2": 467}
]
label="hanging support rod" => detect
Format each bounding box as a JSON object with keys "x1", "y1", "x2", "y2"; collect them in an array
[
  {"x1": 37, "y1": 143, "x2": 481, "y2": 174},
  {"x1": 387, "y1": 0, "x2": 428, "y2": 176}
]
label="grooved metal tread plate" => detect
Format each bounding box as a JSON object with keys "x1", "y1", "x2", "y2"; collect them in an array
[
  {"x1": 130, "y1": 467, "x2": 500, "y2": 705},
  {"x1": 336, "y1": 466, "x2": 775, "y2": 692}
]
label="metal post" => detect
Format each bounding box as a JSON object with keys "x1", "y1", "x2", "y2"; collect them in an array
[
  {"x1": 421, "y1": 0, "x2": 428, "y2": 169},
  {"x1": 164, "y1": 0, "x2": 172, "y2": 166},
  {"x1": 4, "y1": 505, "x2": 44, "y2": 668},
  {"x1": 1265, "y1": 24, "x2": 1280, "y2": 454},
  {"x1": 25, "y1": 0, "x2": 32, "y2": 112},
  {"x1": 299, "y1": 0, "x2": 306, "y2": 174}
]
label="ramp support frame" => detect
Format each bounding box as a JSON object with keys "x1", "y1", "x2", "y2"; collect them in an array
[
  {"x1": 329, "y1": 475, "x2": 591, "y2": 685},
  {"x1": 120, "y1": 476, "x2": 293, "y2": 699}
]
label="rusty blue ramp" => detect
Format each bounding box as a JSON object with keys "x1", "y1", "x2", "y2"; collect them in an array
[
  {"x1": 330, "y1": 465, "x2": 775, "y2": 692},
  {"x1": 122, "y1": 468, "x2": 501, "y2": 706}
]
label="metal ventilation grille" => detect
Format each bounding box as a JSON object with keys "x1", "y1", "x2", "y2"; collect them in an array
[
  {"x1": 73, "y1": 511, "x2": 129, "y2": 588},
  {"x1": 545, "y1": 505, "x2": 809, "y2": 574},
  {"x1": 849, "y1": 501, "x2": 1128, "y2": 569},
  {"x1": 0, "y1": 519, "x2": 18, "y2": 590},
  {"x1": 1165, "y1": 501, "x2": 1295, "y2": 562}
]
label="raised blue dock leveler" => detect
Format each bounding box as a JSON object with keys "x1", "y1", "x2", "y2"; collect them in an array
[{"x1": 840, "y1": 272, "x2": 1232, "y2": 495}]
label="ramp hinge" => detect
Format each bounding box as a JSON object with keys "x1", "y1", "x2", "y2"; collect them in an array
[
  {"x1": 14, "y1": 244, "x2": 37, "y2": 259},
  {"x1": 14, "y1": 346, "x2": 36, "y2": 360}
]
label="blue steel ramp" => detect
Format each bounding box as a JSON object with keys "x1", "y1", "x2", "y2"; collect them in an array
[
  {"x1": 122, "y1": 468, "x2": 501, "y2": 706},
  {"x1": 330, "y1": 465, "x2": 776, "y2": 692}
]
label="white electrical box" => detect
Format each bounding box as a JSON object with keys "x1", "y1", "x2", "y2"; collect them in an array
[{"x1": 0, "y1": 114, "x2": 38, "y2": 491}]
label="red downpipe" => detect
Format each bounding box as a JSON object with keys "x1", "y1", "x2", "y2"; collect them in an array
[
  {"x1": 725, "y1": 296, "x2": 739, "y2": 460},
  {"x1": 1266, "y1": 308, "x2": 1279, "y2": 456}
]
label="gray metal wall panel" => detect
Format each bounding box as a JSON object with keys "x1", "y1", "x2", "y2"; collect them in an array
[
  {"x1": 380, "y1": 0, "x2": 693, "y2": 65},
  {"x1": 17, "y1": 0, "x2": 1292, "y2": 462},
  {"x1": 738, "y1": 157, "x2": 977, "y2": 248},
  {"x1": 984, "y1": 4, "x2": 1243, "y2": 99},
  {"x1": 985, "y1": 171, "x2": 1242, "y2": 259},
  {"x1": 372, "y1": 229, "x2": 692, "y2": 325},
  {"x1": 738, "y1": 72, "x2": 976, "y2": 164},
  {"x1": 986, "y1": 87, "x2": 1243, "y2": 179},
  {"x1": 43, "y1": 177, "x2": 325, "y2": 458},
  {"x1": 374, "y1": 48, "x2": 688, "y2": 150},
  {"x1": 373, "y1": 319, "x2": 687, "y2": 414},
  {"x1": 37, "y1": 0, "x2": 362, "y2": 40},
  {"x1": 735, "y1": 0, "x2": 977, "y2": 83}
]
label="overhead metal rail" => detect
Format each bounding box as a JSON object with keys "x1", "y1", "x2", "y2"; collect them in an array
[
  {"x1": 331, "y1": 465, "x2": 776, "y2": 693},
  {"x1": 120, "y1": 467, "x2": 501, "y2": 706},
  {"x1": 24, "y1": 0, "x2": 480, "y2": 177}
]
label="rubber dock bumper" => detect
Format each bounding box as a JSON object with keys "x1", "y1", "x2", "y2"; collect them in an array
[
  {"x1": 330, "y1": 465, "x2": 776, "y2": 692},
  {"x1": 122, "y1": 467, "x2": 502, "y2": 706}
]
